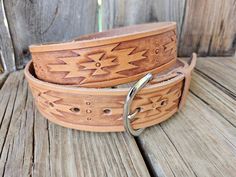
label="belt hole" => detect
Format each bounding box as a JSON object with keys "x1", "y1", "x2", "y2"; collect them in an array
[
  {"x1": 70, "y1": 107, "x2": 80, "y2": 113},
  {"x1": 103, "y1": 109, "x2": 111, "y2": 115},
  {"x1": 136, "y1": 107, "x2": 141, "y2": 112},
  {"x1": 160, "y1": 99, "x2": 168, "y2": 106}
]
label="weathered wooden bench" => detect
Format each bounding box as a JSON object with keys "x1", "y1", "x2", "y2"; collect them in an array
[{"x1": 0, "y1": 56, "x2": 236, "y2": 177}]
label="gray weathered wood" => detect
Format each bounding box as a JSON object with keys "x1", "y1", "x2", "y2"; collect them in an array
[
  {"x1": 0, "y1": 0, "x2": 15, "y2": 72},
  {"x1": 179, "y1": 0, "x2": 236, "y2": 56},
  {"x1": 3, "y1": 0, "x2": 98, "y2": 69},
  {"x1": 195, "y1": 56, "x2": 236, "y2": 97},
  {"x1": 135, "y1": 57, "x2": 236, "y2": 176},
  {"x1": 102, "y1": 0, "x2": 153, "y2": 29},
  {"x1": 0, "y1": 72, "x2": 7, "y2": 87},
  {"x1": 153, "y1": 0, "x2": 186, "y2": 41},
  {"x1": 137, "y1": 125, "x2": 196, "y2": 177},
  {"x1": 102, "y1": 0, "x2": 185, "y2": 36},
  {"x1": 102, "y1": 0, "x2": 236, "y2": 57},
  {"x1": 137, "y1": 93, "x2": 236, "y2": 177},
  {"x1": 0, "y1": 71, "x2": 150, "y2": 177},
  {"x1": 191, "y1": 71, "x2": 236, "y2": 126}
]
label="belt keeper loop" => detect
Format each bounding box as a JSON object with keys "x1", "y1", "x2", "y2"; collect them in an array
[{"x1": 178, "y1": 53, "x2": 197, "y2": 110}]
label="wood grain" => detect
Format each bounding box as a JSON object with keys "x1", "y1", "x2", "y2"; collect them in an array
[
  {"x1": 195, "y1": 56, "x2": 236, "y2": 97},
  {"x1": 102, "y1": 0, "x2": 236, "y2": 57},
  {"x1": 135, "y1": 56, "x2": 236, "y2": 176},
  {"x1": 0, "y1": 71, "x2": 150, "y2": 177},
  {"x1": 3, "y1": 0, "x2": 98, "y2": 69},
  {"x1": 0, "y1": 0, "x2": 15, "y2": 72},
  {"x1": 137, "y1": 93, "x2": 236, "y2": 177},
  {"x1": 179, "y1": 0, "x2": 236, "y2": 56},
  {"x1": 191, "y1": 71, "x2": 236, "y2": 126}
]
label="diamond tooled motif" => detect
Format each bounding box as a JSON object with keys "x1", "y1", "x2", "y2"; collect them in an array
[
  {"x1": 48, "y1": 43, "x2": 147, "y2": 84},
  {"x1": 31, "y1": 82, "x2": 182, "y2": 124},
  {"x1": 79, "y1": 52, "x2": 118, "y2": 76},
  {"x1": 32, "y1": 87, "x2": 77, "y2": 117}
]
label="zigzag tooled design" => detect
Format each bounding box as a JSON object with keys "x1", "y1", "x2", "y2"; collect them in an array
[
  {"x1": 46, "y1": 30, "x2": 176, "y2": 86},
  {"x1": 30, "y1": 81, "x2": 182, "y2": 125},
  {"x1": 48, "y1": 43, "x2": 147, "y2": 84}
]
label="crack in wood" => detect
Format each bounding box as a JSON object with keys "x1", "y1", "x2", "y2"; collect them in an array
[{"x1": 194, "y1": 69, "x2": 236, "y2": 99}]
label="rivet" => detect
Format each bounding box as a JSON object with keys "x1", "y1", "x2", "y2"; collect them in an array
[
  {"x1": 86, "y1": 109, "x2": 92, "y2": 113},
  {"x1": 87, "y1": 117, "x2": 91, "y2": 120},
  {"x1": 155, "y1": 48, "x2": 159, "y2": 54},
  {"x1": 95, "y1": 62, "x2": 101, "y2": 67},
  {"x1": 86, "y1": 102, "x2": 91, "y2": 105}
]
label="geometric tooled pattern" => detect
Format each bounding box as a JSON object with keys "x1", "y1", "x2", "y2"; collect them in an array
[
  {"x1": 48, "y1": 43, "x2": 147, "y2": 84},
  {"x1": 31, "y1": 83, "x2": 181, "y2": 124},
  {"x1": 136, "y1": 86, "x2": 181, "y2": 118},
  {"x1": 154, "y1": 30, "x2": 176, "y2": 59},
  {"x1": 31, "y1": 83, "x2": 181, "y2": 122},
  {"x1": 31, "y1": 87, "x2": 75, "y2": 117},
  {"x1": 31, "y1": 85, "x2": 125, "y2": 120},
  {"x1": 115, "y1": 84, "x2": 182, "y2": 121}
]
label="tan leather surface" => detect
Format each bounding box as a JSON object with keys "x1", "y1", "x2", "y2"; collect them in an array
[
  {"x1": 25, "y1": 55, "x2": 196, "y2": 132},
  {"x1": 25, "y1": 22, "x2": 197, "y2": 132},
  {"x1": 30, "y1": 22, "x2": 177, "y2": 87}
]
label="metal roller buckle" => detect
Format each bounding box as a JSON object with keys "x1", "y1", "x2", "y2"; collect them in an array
[{"x1": 123, "y1": 73, "x2": 153, "y2": 136}]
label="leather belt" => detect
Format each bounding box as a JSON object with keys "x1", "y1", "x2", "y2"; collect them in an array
[
  {"x1": 25, "y1": 22, "x2": 197, "y2": 136},
  {"x1": 30, "y1": 22, "x2": 177, "y2": 87}
]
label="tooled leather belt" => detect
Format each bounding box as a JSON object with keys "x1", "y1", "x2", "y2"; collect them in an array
[{"x1": 25, "y1": 22, "x2": 197, "y2": 136}]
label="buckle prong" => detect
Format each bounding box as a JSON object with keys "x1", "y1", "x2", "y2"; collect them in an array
[{"x1": 123, "y1": 73, "x2": 153, "y2": 136}]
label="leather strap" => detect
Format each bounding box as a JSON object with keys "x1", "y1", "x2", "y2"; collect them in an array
[
  {"x1": 30, "y1": 22, "x2": 177, "y2": 88},
  {"x1": 25, "y1": 22, "x2": 197, "y2": 133},
  {"x1": 178, "y1": 53, "x2": 197, "y2": 109},
  {"x1": 25, "y1": 54, "x2": 196, "y2": 132}
]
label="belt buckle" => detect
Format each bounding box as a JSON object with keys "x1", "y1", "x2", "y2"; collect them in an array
[{"x1": 123, "y1": 73, "x2": 153, "y2": 136}]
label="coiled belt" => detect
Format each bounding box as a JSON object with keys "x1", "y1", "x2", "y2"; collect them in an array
[{"x1": 25, "y1": 22, "x2": 197, "y2": 136}]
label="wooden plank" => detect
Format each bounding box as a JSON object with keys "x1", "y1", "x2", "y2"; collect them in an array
[
  {"x1": 149, "y1": 0, "x2": 186, "y2": 41},
  {"x1": 0, "y1": 71, "x2": 150, "y2": 177},
  {"x1": 179, "y1": 0, "x2": 236, "y2": 56},
  {"x1": 3, "y1": 0, "x2": 98, "y2": 69},
  {"x1": 102, "y1": 0, "x2": 185, "y2": 40},
  {"x1": 0, "y1": 0, "x2": 15, "y2": 72},
  {"x1": 137, "y1": 93, "x2": 236, "y2": 177},
  {"x1": 136, "y1": 126, "x2": 196, "y2": 177},
  {"x1": 0, "y1": 72, "x2": 7, "y2": 88},
  {"x1": 102, "y1": 0, "x2": 152, "y2": 29},
  {"x1": 195, "y1": 57, "x2": 236, "y2": 97},
  {"x1": 135, "y1": 57, "x2": 236, "y2": 176},
  {"x1": 101, "y1": 0, "x2": 236, "y2": 57},
  {"x1": 191, "y1": 71, "x2": 236, "y2": 126}
]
